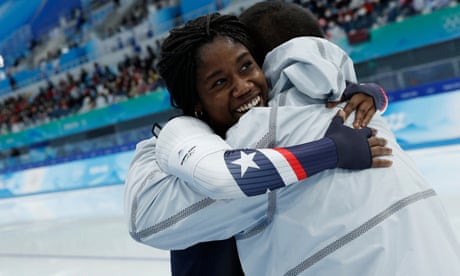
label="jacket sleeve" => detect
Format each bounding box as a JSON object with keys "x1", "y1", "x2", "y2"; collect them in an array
[
  {"x1": 155, "y1": 116, "x2": 343, "y2": 199},
  {"x1": 124, "y1": 134, "x2": 268, "y2": 250}
]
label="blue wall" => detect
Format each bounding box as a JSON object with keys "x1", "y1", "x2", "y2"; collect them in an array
[
  {"x1": 29, "y1": 0, "x2": 82, "y2": 39},
  {"x1": 0, "y1": 0, "x2": 40, "y2": 40},
  {"x1": 0, "y1": 150, "x2": 133, "y2": 198},
  {"x1": 149, "y1": 5, "x2": 181, "y2": 35},
  {"x1": 180, "y1": 0, "x2": 216, "y2": 22}
]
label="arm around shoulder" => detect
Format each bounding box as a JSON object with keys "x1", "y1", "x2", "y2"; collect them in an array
[{"x1": 124, "y1": 122, "x2": 265, "y2": 250}]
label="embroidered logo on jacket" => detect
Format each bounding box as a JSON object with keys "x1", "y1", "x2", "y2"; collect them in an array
[{"x1": 180, "y1": 146, "x2": 196, "y2": 166}]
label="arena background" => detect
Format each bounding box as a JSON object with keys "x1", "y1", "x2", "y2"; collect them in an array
[{"x1": 0, "y1": 0, "x2": 459, "y2": 275}]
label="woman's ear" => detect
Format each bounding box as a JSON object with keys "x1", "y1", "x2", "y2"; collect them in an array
[{"x1": 194, "y1": 102, "x2": 204, "y2": 118}]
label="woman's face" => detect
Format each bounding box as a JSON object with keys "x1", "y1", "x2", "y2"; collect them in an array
[{"x1": 195, "y1": 36, "x2": 268, "y2": 134}]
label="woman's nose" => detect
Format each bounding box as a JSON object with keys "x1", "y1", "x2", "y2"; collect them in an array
[{"x1": 232, "y1": 78, "x2": 253, "y2": 97}]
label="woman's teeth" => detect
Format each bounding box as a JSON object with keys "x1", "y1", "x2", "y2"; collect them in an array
[{"x1": 236, "y1": 96, "x2": 260, "y2": 113}]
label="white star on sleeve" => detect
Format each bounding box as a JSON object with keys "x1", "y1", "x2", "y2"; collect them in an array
[{"x1": 232, "y1": 151, "x2": 260, "y2": 177}]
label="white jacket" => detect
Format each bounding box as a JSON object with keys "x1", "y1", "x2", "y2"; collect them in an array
[{"x1": 124, "y1": 37, "x2": 460, "y2": 275}]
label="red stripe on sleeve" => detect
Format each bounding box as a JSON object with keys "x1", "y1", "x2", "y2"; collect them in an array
[
  {"x1": 379, "y1": 86, "x2": 389, "y2": 113},
  {"x1": 273, "y1": 148, "x2": 308, "y2": 180}
]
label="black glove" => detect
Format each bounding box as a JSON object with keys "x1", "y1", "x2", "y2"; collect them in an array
[{"x1": 325, "y1": 114, "x2": 372, "y2": 170}]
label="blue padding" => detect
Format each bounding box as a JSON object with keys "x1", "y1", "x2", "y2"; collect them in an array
[
  {"x1": 180, "y1": 0, "x2": 213, "y2": 12},
  {"x1": 59, "y1": 47, "x2": 87, "y2": 66},
  {"x1": 29, "y1": 0, "x2": 82, "y2": 39},
  {"x1": 13, "y1": 68, "x2": 41, "y2": 85},
  {"x1": 0, "y1": 78, "x2": 10, "y2": 90},
  {"x1": 0, "y1": 0, "x2": 40, "y2": 40},
  {"x1": 180, "y1": 0, "x2": 216, "y2": 22},
  {"x1": 0, "y1": 143, "x2": 136, "y2": 175},
  {"x1": 150, "y1": 6, "x2": 180, "y2": 35}
]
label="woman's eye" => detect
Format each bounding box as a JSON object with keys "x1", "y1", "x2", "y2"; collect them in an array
[
  {"x1": 212, "y1": 79, "x2": 225, "y2": 88},
  {"x1": 241, "y1": 61, "x2": 252, "y2": 72}
]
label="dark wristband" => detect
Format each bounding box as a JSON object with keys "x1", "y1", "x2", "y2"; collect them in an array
[{"x1": 343, "y1": 81, "x2": 388, "y2": 113}]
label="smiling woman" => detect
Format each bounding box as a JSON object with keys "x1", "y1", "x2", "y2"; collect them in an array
[
  {"x1": 157, "y1": 13, "x2": 267, "y2": 138},
  {"x1": 194, "y1": 36, "x2": 267, "y2": 136}
]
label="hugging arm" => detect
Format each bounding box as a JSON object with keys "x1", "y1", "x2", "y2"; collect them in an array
[
  {"x1": 343, "y1": 81, "x2": 388, "y2": 113},
  {"x1": 124, "y1": 135, "x2": 267, "y2": 250},
  {"x1": 125, "y1": 112, "x2": 390, "y2": 249},
  {"x1": 156, "y1": 114, "x2": 390, "y2": 199},
  {"x1": 341, "y1": 81, "x2": 389, "y2": 128}
]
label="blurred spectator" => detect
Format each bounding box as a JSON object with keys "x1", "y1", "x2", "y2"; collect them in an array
[
  {"x1": 79, "y1": 95, "x2": 96, "y2": 114},
  {"x1": 7, "y1": 70, "x2": 16, "y2": 91},
  {"x1": 0, "y1": 44, "x2": 164, "y2": 135}
]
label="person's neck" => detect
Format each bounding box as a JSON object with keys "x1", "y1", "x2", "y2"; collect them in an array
[
  {"x1": 214, "y1": 128, "x2": 226, "y2": 139},
  {"x1": 209, "y1": 124, "x2": 227, "y2": 139}
]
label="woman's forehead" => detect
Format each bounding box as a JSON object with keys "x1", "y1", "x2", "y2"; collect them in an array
[{"x1": 197, "y1": 36, "x2": 248, "y2": 63}]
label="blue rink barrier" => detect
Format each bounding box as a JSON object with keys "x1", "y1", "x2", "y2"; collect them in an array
[
  {"x1": 387, "y1": 77, "x2": 460, "y2": 103},
  {"x1": 0, "y1": 151, "x2": 134, "y2": 198},
  {"x1": 383, "y1": 80, "x2": 460, "y2": 150}
]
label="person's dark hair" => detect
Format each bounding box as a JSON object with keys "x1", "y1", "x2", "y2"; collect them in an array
[
  {"x1": 157, "y1": 13, "x2": 255, "y2": 117},
  {"x1": 239, "y1": 1, "x2": 324, "y2": 66}
]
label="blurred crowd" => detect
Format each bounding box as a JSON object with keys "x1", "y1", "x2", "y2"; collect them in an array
[
  {"x1": 0, "y1": 44, "x2": 163, "y2": 135},
  {"x1": 1, "y1": 0, "x2": 458, "y2": 136},
  {"x1": 293, "y1": 0, "x2": 457, "y2": 40}
]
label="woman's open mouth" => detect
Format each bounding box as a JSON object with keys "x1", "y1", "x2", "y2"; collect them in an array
[{"x1": 236, "y1": 96, "x2": 261, "y2": 113}]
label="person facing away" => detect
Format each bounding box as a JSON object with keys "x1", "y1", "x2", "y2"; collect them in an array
[
  {"x1": 166, "y1": 2, "x2": 389, "y2": 275},
  {"x1": 125, "y1": 10, "x2": 460, "y2": 276},
  {"x1": 125, "y1": 12, "x2": 388, "y2": 274},
  {"x1": 239, "y1": 1, "x2": 388, "y2": 123}
]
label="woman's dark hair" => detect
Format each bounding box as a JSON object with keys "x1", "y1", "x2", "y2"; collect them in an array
[
  {"x1": 157, "y1": 13, "x2": 255, "y2": 117},
  {"x1": 239, "y1": 1, "x2": 324, "y2": 66}
]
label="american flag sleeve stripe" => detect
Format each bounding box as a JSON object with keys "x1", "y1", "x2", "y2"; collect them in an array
[{"x1": 224, "y1": 138, "x2": 338, "y2": 196}]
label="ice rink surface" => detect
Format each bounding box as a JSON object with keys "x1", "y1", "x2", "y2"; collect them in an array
[
  {"x1": 0, "y1": 185, "x2": 171, "y2": 276},
  {"x1": 1, "y1": 144, "x2": 459, "y2": 276}
]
